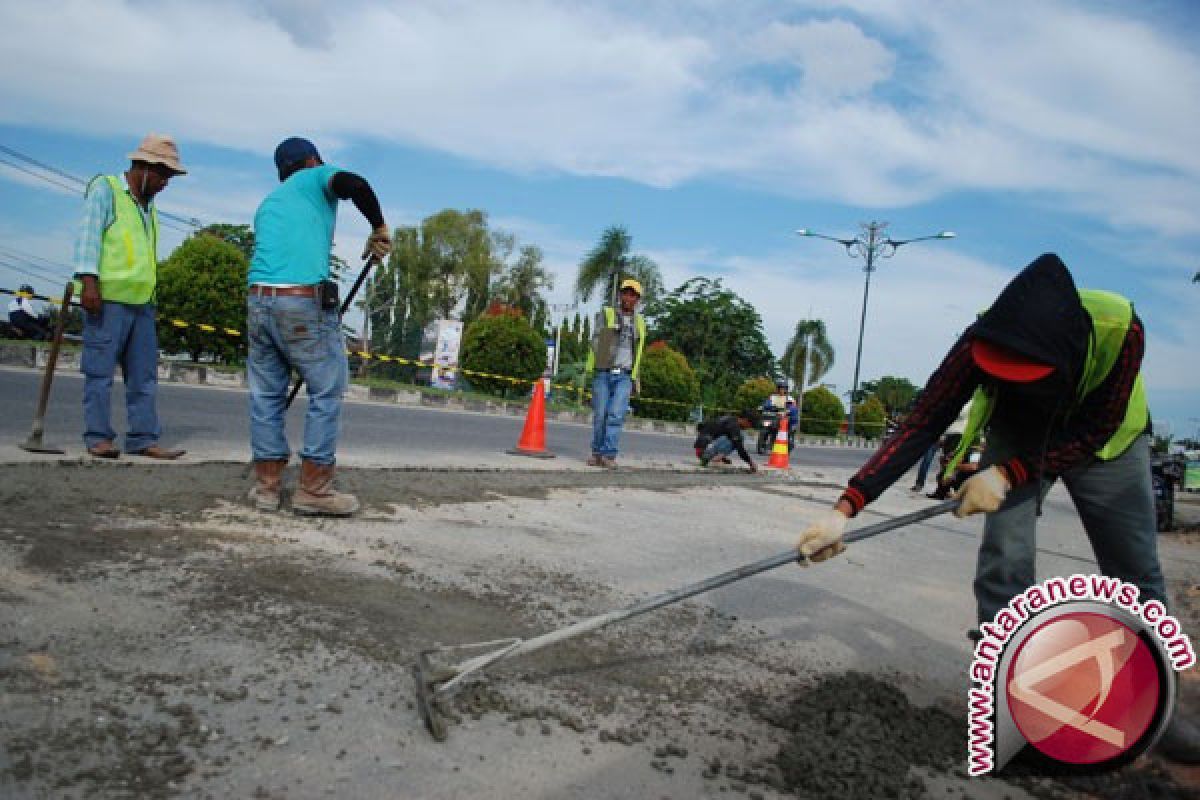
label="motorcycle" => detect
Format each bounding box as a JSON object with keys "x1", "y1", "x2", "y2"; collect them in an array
[
  {"x1": 756, "y1": 410, "x2": 796, "y2": 455},
  {"x1": 1152, "y1": 454, "x2": 1185, "y2": 533}
]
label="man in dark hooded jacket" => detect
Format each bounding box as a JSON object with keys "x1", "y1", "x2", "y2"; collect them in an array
[{"x1": 794, "y1": 254, "x2": 1197, "y2": 762}]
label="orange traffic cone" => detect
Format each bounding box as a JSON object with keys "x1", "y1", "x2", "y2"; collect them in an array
[
  {"x1": 507, "y1": 379, "x2": 555, "y2": 459},
  {"x1": 766, "y1": 413, "x2": 790, "y2": 469}
]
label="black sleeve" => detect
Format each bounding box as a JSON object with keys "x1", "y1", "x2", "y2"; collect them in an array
[
  {"x1": 329, "y1": 171, "x2": 384, "y2": 228},
  {"x1": 840, "y1": 335, "x2": 980, "y2": 514}
]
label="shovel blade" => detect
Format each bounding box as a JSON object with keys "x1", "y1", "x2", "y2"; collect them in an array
[{"x1": 19, "y1": 434, "x2": 64, "y2": 454}]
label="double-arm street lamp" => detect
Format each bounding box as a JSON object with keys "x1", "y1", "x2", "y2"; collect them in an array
[{"x1": 796, "y1": 221, "x2": 955, "y2": 436}]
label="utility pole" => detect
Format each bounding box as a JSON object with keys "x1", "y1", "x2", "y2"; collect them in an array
[{"x1": 796, "y1": 223, "x2": 955, "y2": 436}]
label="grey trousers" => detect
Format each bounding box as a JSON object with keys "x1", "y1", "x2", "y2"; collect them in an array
[{"x1": 974, "y1": 433, "x2": 1166, "y2": 623}]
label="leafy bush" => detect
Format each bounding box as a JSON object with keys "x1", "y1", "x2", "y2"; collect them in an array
[
  {"x1": 853, "y1": 395, "x2": 887, "y2": 439},
  {"x1": 733, "y1": 376, "x2": 775, "y2": 413},
  {"x1": 800, "y1": 386, "x2": 845, "y2": 436},
  {"x1": 157, "y1": 234, "x2": 249, "y2": 363},
  {"x1": 632, "y1": 341, "x2": 699, "y2": 421},
  {"x1": 460, "y1": 310, "x2": 546, "y2": 396}
]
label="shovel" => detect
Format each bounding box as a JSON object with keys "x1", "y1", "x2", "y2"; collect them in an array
[
  {"x1": 19, "y1": 280, "x2": 74, "y2": 454},
  {"x1": 413, "y1": 498, "x2": 960, "y2": 740}
]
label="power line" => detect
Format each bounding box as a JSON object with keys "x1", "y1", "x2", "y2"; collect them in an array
[
  {"x1": 0, "y1": 256, "x2": 68, "y2": 286},
  {"x1": 0, "y1": 142, "x2": 206, "y2": 232},
  {"x1": 0, "y1": 243, "x2": 73, "y2": 274},
  {"x1": 0, "y1": 154, "x2": 81, "y2": 194},
  {"x1": 0, "y1": 144, "x2": 88, "y2": 187}
]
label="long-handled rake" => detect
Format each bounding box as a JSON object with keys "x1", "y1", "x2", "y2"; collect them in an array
[
  {"x1": 413, "y1": 499, "x2": 959, "y2": 740},
  {"x1": 19, "y1": 281, "x2": 74, "y2": 454}
]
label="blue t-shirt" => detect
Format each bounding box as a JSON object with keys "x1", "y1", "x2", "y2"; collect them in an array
[{"x1": 249, "y1": 164, "x2": 339, "y2": 285}]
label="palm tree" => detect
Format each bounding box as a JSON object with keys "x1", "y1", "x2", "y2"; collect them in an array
[
  {"x1": 780, "y1": 319, "x2": 835, "y2": 430},
  {"x1": 576, "y1": 225, "x2": 663, "y2": 306}
]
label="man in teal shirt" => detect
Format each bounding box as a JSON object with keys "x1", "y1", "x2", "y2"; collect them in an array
[{"x1": 246, "y1": 137, "x2": 391, "y2": 516}]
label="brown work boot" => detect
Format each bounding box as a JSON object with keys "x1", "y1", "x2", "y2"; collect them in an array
[
  {"x1": 248, "y1": 459, "x2": 287, "y2": 512},
  {"x1": 293, "y1": 459, "x2": 360, "y2": 517}
]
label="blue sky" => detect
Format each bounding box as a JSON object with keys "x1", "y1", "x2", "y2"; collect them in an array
[{"x1": 1, "y1": 0, "x2": 1197, "y2": 437}]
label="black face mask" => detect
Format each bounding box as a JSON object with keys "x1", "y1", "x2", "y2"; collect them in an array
[{"x1": 995, "y1": 372, "x2": 1069, "y2": 420}]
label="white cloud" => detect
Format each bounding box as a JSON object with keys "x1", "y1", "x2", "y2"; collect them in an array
[
  {"x1": 752, "y1": 19, "x2": 895, "y2": 98},
  {"x1": 3, "y1": 1, "x2": 1197, "y2": 237}
]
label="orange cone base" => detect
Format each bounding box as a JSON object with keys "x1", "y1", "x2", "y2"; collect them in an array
[
  {"x1": 508, "y1": 380, "x2": 554, "y2": 458},
  {"x1": 766, "y1": 417, "x2": 791, "y2": 469},
  {"x1": 506, "y1": 447, "x2": 556, "y2": 459}
]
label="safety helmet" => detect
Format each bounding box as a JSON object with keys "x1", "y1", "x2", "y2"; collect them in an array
[{"x1": 618, "y1": 278, "x2": 643, "y2": 297}]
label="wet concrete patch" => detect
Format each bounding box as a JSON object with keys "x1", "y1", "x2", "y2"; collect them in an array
[
  {"x1": 2, "y1": 462, "x2": 1196, "y2": 798},
  {"x1": 767, "y1": 671, "x2": 961, "y2": 798},
  {"x1": 0, "y1": 461, "x2": 813, "y2": 520}
]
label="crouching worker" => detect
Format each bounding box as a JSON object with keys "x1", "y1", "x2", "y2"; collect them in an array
[
  {"x1": 692, "y1": 427, "x2": 731, "y2": 465},
  {"x1": 696, "y1": 410, "x2": 758, "y2": 473},
  {"x1": 247, "y1": 137, "x2": 391, "y2": 516}
]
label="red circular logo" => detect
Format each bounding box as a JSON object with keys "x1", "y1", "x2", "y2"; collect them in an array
[{"x1": 1005, "y1": 612, "x2": 1162, "y2": 765}]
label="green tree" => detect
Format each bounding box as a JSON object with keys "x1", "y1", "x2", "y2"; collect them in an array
[
  {"x1": 576, "y1": 225, "x2": 663, "y2": 306},
  {"x1": 801, "y1": 386, "x2": 845, "y2": 436},
  {"x1": 363, "y1": 210, "x2": 512, "y2": 380},
  {"x1": 633, "y1": 342, "x2": 699, "y2": 421},
  {"x1": 859, "y1": 375, "x2": 919, "y2": 414},
  {"x1": 493, "y1": 244, "x2": 553, "y2": 325},
  {"x1": 645, "y1": 277, "x2": 774, "y2": 409},
  {"x1": 198, "y1": 223, "x2": 255, "y2": 261},
  {"x1": 733, "y1": 377, "x2": 775, "y2": 413},
  {"x1": 459, "y1": 308, "x2": 547, "y2": 397},
  {"x1": 157, "y1": 235, "x2": 249, "y2": 363},
  {"x1": 853, "y1": 395, "x2": 887, "y2": 439},
  {"x1": 419, "y1": 209, "x2": 498, "y2": 320}
]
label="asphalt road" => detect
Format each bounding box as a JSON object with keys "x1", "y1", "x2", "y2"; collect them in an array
[{"x1": 0, "y1": 367, "x2": 872, "y2": 470}]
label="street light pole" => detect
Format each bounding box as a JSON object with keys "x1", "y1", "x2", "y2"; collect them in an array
[
  {"x1": 547, "y1": 303, "x2": 577, "y2": 377},
  {"x1": 796, "y1": 222, "x2": 955, "y2": 437}
]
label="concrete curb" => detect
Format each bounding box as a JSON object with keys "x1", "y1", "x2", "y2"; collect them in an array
[{"x1": 1, "y1": 345, "x2": 879, "y2": 449}]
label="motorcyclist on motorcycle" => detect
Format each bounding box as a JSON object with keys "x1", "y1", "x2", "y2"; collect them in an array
[
  {"x1": 762, "y1": 380, "x2": 799, "y2": 429},
  {"x1": 7, "y1": 284, "x2": 50, "y2": 340}
]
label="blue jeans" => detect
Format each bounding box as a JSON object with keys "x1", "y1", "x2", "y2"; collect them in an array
[
  {"x1": 914, "y1": 442, "x2": 939, "y2": 487},
  {"x1": 702, "y1": 435, "x2": 735, "y2": 462},
  {"x1": 247, "y1": 295, "x2": 347, "y2": 465},
  {"x1": 974, "y1": 433, "x2": 1165, "y2": 623},
  {"x1": 591, "y1": 371, "x2": 632, "y2": 457},
  {"x1": 81, "y1": 301, "x2": 161, "y2": 451}
]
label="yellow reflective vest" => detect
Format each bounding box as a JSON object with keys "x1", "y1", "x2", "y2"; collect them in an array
[
  {"x1": 585, "y1": 306, "x2": 647, "y2": 380},
  {"x1": 86, "y1": 175, "x2": 160, "y2": 305},
  {"x1": 947, "y1": 289, "x2": 1149, "y2": 477}
]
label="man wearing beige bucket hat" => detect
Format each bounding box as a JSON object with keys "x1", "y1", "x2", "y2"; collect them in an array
[{"x1": 71, "y1": 133, "x2": 188, "y2": 460}]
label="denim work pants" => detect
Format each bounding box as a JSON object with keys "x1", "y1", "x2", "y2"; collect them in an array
[
  {"x1": 914, "y1": 442, "x2": 939, "y2": 487},
  {"x1": 702, "y1": 435, "x2": 735, "y2": 461},
  {"x1": 81, "y1": 301, "x2": 161, "y2": 450},
  {"x1": 591, "y1": 370, "x2": 632, "y2": 457},
  {"x1": 974, "y1": 433, "x2": 1165, "y2": 623},
  {"x1": 247, "y1": 295, "x2": 348, "y2": 465}
]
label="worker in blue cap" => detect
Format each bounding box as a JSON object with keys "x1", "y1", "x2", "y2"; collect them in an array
[{"x1": 246, "y1": 137, "x2": 391, "y2": 516}]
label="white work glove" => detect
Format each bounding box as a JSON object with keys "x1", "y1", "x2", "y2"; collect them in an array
[
  {"x1": 953, "y1": 466, "x2": 1011, "y2": 518},
  {"x1": 362, "y1": 225, "x2": 392, "y2": 260},
  {"x1": 796, "y1": 509, "x2": 848, "y2": 564}
]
